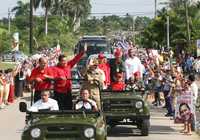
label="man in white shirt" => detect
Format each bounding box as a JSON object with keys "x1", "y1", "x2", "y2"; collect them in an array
[
  {"x1": 29, "y1": 91, "x2": 59, "y2": 112},
  {"x1": 75, "y1": 89, "x2": 98, "y2": 111},
  {"x1": 188, "y1": 74, "x2": 198, "y2": 103},
  {"x1": 125, "y1": 49, "x2": 142, "y2": 80}
]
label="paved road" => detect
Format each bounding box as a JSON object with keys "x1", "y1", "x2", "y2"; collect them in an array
[
  {"x1": 0, "y1": 95, "x2": 199, "y2": 140},
  {"x1": 108, "y1": 107, "x2": 200, "y2": 140}
]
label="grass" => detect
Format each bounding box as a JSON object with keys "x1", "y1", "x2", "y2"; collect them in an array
[
  {"x1": 0, "y1": 62, "x2": 17, "y2": 70},
  {"x1": 0, "y1": 28, "x2": 7, "y2": 34}
]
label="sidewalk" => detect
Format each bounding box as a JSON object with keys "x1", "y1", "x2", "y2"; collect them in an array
[
  {"x1": 196, "y1": 112, "x2": 200, "y2": 135},
  {"x1": 195, "y1": 77, "x2": 200, "y2": 135}
]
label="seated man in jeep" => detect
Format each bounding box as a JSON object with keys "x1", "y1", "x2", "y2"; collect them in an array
[
  {"x1": 28, "y1": 91, "x2": 59, "y2": 112},
  {"x1": 110, "y1": 72, "x2": 126, "y2": 91},
  {"x1": 126, "y1": 72, "x2": 145, "y2": 91},
  {"x1": 75, "y1": 89, "x2": 98, "y2": 111}
]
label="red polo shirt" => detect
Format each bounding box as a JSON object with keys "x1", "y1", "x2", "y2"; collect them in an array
[
  {"x1": 98, "y1": 63, "x2": 111, "y2": 86},
  {"x1": 54, "y1": 52, "x2": 84, "y2": 94},
  {"x1": 111, "y1": 81, "x2": 126, "y2": 91},
  {"x1": 29, "y1": 66, "x2": 55, "y2": 91}
]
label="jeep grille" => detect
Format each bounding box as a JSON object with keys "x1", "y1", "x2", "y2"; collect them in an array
[
  {"x1": 103, "y1": 99, "x2": 137, "y2": 112},
  {"x1": 44, "y1": 125, "x2": 92, "y2": 140}
]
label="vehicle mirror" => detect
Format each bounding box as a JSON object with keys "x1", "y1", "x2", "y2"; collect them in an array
[{"x1": 19, "y1": 102, "x2": 27, "y2": 112}]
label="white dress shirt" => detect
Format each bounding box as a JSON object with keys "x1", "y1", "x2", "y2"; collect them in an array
[
  {"x1": 125, "y1": 57, "x2": 142, "y2": 80},
  {"x1": 75, "y1": 99, "x2": 97, "y2": 110},
  {"x1": 29, "y1": 98, "x2": 59, "y2": 112},
  {"x1": 191, "y1": 82, "x2": 198, "y2": 102}
]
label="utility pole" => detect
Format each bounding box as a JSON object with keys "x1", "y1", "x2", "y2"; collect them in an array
[
  {"x1": 155, "y1": 0, "x2": 157, "y2": 18},
  {"x1": 29, "y1": 0, "x2": 33, "y2": 54},
  {"x1": 8, "y1": 8, "x2": 11, "y2": 33},
  {"x1": 167, "y1": 16, "x2": 170, "y2": 49},
  {"x1": 185, "y1": 0, "x2": 191, "y2": 47},
  {"x1": 132, "y1": 15, "x2": 135, "y2": 44}
]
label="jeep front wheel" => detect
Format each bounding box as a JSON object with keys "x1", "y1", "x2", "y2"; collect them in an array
[{"x1": 141, "y1": 119, "x2": 150, "y2": 136}]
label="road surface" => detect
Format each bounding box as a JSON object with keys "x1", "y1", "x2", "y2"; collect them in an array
[{"x1": 0, "y1": 95, "x2": 199, "y2": 140}]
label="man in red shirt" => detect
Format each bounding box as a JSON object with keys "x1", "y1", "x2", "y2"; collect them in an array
[
  {"x1": 111, "y1": 72, "x2": 126, "y2": 91},
  {"x1": 53, "y1": 44, "x2": 87, "y2": 110},
  {"x1": 29, "y1": 57, "x2": 54, "y2": 102},
  {"x1": 109, "y1": 48, "x2": 126, "y2": 82},
  {"x1": 98, "y1": 53, "x2": 110, "y2": 88}
]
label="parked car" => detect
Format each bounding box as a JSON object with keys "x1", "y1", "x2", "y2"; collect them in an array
[{"x1": 1, "y1": 51, "x2": 28, "y2": 62}]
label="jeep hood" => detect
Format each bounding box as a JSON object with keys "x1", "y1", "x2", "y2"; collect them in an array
[{"x1": 31, "y1": 114, "x2": 99, "y2": 127}]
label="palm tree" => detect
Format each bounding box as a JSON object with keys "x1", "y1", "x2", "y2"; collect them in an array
[
  {"x1": 51, "y1": 0, "x2": 91, "y2": 31},
  {"x1": 68, "y1": 0, "x2": 91, "y2": 31},
  {"x1": 33, "y1": 0, "x2": 55, "y2": 35},
  {"x1": 11, "y1": 0, "x2": 30, "y2": 17}
]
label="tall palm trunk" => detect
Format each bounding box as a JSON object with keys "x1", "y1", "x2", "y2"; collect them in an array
[{"x1": 45, "y1": 7, "x2": 48, "y2": 35}]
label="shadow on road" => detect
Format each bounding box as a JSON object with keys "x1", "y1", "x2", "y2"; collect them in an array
[
  {"x1": 108, "y1": 126, "x2": 142, "y2": 137},
  {"x1": 150, "y1": 125, "x2": 177, "y2": 135},
  {"x1": 108, "y1": 125, "x2": 177, "y2": 137}
]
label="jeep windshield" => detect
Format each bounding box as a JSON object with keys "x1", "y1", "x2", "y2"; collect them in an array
[
  {"x1": 27, "y1": 110, "x2": 101, "y2": 117},
  {"x1": 79, "y1": 40, "x2": 110, "y2": 56},
  {"x1": 101, "y1": 90, "x2": 144, "y2": 96}
]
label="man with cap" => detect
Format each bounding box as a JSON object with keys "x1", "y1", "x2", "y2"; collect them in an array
[
  {"x1": 98, "y1": 53, "x2": 111, "y2": 88},
  {"x1": 110, "y1": 72, "x2": 126, "y2": 91},
  {"x1": 82, "y1": 58, "x2": 105, "y2": 109},
  {"x1": 109, "y1": 48, "x2": 125, "y2": 82},
  {"x1": 126, "y1": 72, "x2": 145, "y2": 91}
]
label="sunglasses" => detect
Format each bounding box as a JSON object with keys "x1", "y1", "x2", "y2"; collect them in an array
[{"x1": 41, "y1": 94, "x2": 48, "y2": 97}]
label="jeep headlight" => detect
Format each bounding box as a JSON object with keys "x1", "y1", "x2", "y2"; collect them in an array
[
  {"x1": 30, "y1": 128, "x2": 41, "y2": 138},
  {"x1": 84, "y1": 128, "x2": 94, "y2": 138},
  {"x1": 135, "y1": 101, "x2": 143, "y2": 109}
]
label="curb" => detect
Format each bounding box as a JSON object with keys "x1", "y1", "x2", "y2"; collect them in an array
[
  {"x1": 196, "y1": 121, "x2": 200, "y2": 136},
  {"x1": 196, "y1": 111, "x2": 200, "y2": 136}
]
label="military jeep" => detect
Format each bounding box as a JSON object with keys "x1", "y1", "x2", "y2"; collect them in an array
[
  {"x1": 19, "y1": 103, "x2": 107, "y2": 140},
  {"x1": 101, "y1": 90, "x2": 150, "y2": 136},
  {"x1": 19, "y1": 90, "x2": 107, "y2": 140}
]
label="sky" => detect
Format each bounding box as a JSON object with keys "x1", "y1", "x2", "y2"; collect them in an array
[{"x1": 0, "y1": 0, "x2": 168, "y2": 18}]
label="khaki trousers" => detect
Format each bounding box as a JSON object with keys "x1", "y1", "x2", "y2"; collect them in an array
[{"x1": 3, "y1": 83, "x2": 10, "y2": 102}]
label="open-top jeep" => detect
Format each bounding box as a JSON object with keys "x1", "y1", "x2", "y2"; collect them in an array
[
  {"x1": 101, "y1": 90, "x2": 150, "y2": 136},
  {"x1": 19, "y1": 91, "x2": 107, "y2": 140}
]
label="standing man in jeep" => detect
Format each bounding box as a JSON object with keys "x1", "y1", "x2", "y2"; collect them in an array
[
  {"x1": 53, "y1": 44, "x2": 87, "y2": 110},
  {"x1": 109, "y1": 48, "x2": 126, "y2": 82},
  {"x1": 29, "y1": 57, "x2": 54, "y2": 102}
]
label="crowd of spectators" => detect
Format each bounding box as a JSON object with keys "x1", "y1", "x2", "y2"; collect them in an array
[
  {"x1": 0, "y1": 40, "x2": 200, "y2": 135},
  {"x1": 0, "y1": 47, "x2": 59, "y2": 109}
]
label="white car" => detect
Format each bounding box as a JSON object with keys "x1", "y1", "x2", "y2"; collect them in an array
[{"x1": 1, "y1": 51, "x2": 28, "y2": 62}]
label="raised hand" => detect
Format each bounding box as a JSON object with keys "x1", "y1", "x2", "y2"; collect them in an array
[{"x1": 84, "y1": 43, "x2": 88, "y2": 52}]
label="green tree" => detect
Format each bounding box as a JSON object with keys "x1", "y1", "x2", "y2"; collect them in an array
[
  {"x1": 51, "y1": 0, "x2": 91, "y2": 32},
  {"x1": 34, "y1": 0, "x2": 55, "y2": 35},
  {"x1": 11, "y1": 0, "x2": 29, "y2": 17}
]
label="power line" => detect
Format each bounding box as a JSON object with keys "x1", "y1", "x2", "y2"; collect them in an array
[
  {"x1": 92, "y1": 2, "x2": 154, "y2": 7},
  {"x1": 90, "y1": 11, "x2": 154, "y2": 16}
]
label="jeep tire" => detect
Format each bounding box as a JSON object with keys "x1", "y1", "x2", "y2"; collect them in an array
[{"x1": 141, "y1": 119, "x2": 150, "y2": 136}]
